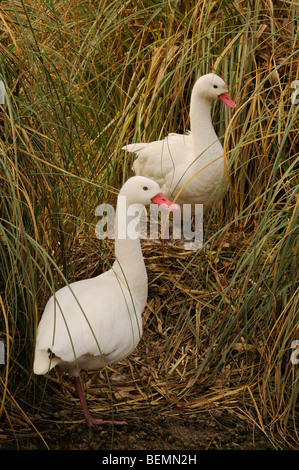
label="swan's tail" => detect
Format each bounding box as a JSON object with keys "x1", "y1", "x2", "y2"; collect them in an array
[
  {"x1": 33, "y1": 348, "x2": 60, "y2": 375},
  {"x1": 122, "y1": 143, "x2": 147, "y2": 153}
]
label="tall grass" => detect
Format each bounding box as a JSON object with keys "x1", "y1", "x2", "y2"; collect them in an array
[{"x1": 0, "y1": 0, "x2": 298, "y2": 449}]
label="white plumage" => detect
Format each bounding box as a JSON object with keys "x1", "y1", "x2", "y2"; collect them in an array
[
  {"x1": 34, "y1": 176, "x2": 177, "y2": 426},
  {"x1": 34, "y1": 273, "x2": 141, "y2": 373},
  {"x1": 123, "y1": 73, "x2": 237, "y2": 210}
]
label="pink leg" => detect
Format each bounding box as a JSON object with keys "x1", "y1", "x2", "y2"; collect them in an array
[{"x1": 74, "y1": 377, "x2": 127, "y2": 426}]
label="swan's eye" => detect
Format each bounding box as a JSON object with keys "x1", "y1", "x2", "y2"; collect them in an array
[
  {"x1": 213, "y1": 85, "x2": 218, "y2": 89},
  {"x1": 143, "y1": 186, "x2": 148, "y2": 191}
]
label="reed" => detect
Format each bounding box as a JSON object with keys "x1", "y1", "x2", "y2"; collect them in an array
[{"x1": 0, "y1": 0, "x2": 298, "y2": 449}]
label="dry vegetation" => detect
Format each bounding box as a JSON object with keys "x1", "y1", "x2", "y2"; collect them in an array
[{"x1": 0, "y1": 0, "x2": 298, "y2": 450}]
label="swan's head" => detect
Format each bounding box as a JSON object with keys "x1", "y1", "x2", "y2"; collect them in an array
[
  {"x1": 119, "y1": 176, "x2": 178, "y2": 209},
  {"x1": 193, "y1": 73, "x2": 237, "y2": 108}
]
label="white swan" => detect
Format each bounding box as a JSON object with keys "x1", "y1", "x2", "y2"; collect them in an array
[
  {"x1": 123, "y1": 73, "x2": 237, "y2": 210},
  {"x1": 34, "y1": 176, "x2": 177, "y2": 426}
]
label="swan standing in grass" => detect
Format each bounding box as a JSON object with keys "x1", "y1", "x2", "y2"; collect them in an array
[
  {"x1": 123, "y1": 73, "x2": 237, "y2": 210},
  {"x1": 34, "y1": 176, "x2": 177, "y2": 426}
]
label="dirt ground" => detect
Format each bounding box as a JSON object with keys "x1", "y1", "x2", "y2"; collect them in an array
[{"x1": 0, "y1": 405, "x2": 280, "y2": 451}]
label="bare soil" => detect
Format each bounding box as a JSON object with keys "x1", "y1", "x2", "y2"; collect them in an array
[{"x1": 0, "y1": 405, "x2": 279, "y2": 451}]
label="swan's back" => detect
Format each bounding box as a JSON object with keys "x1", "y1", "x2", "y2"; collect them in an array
[
  {"x1": 127, "y1": 132, "x2": 225, "y2": 206},
  {"x1": 34, "y1": 270, "x2": 143, "y2": 375},
  {"x1": 129, "y1": 133, "x2": 192, "y2": 186}
]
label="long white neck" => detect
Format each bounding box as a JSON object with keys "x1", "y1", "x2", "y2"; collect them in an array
[
  {"x1": 189, "y1": 94, "x2": 221, "y2": 161},
  {"x1": 112, "y1": 199, "x2": 147, "y2": 309}
]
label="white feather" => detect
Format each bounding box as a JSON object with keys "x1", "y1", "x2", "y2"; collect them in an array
[
  {"x1": 123, "y1": 74, "x2": 237, "y2": 209},
  {"x1": 34, "y1": 176, "x2": 176, "y2": 379}
]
